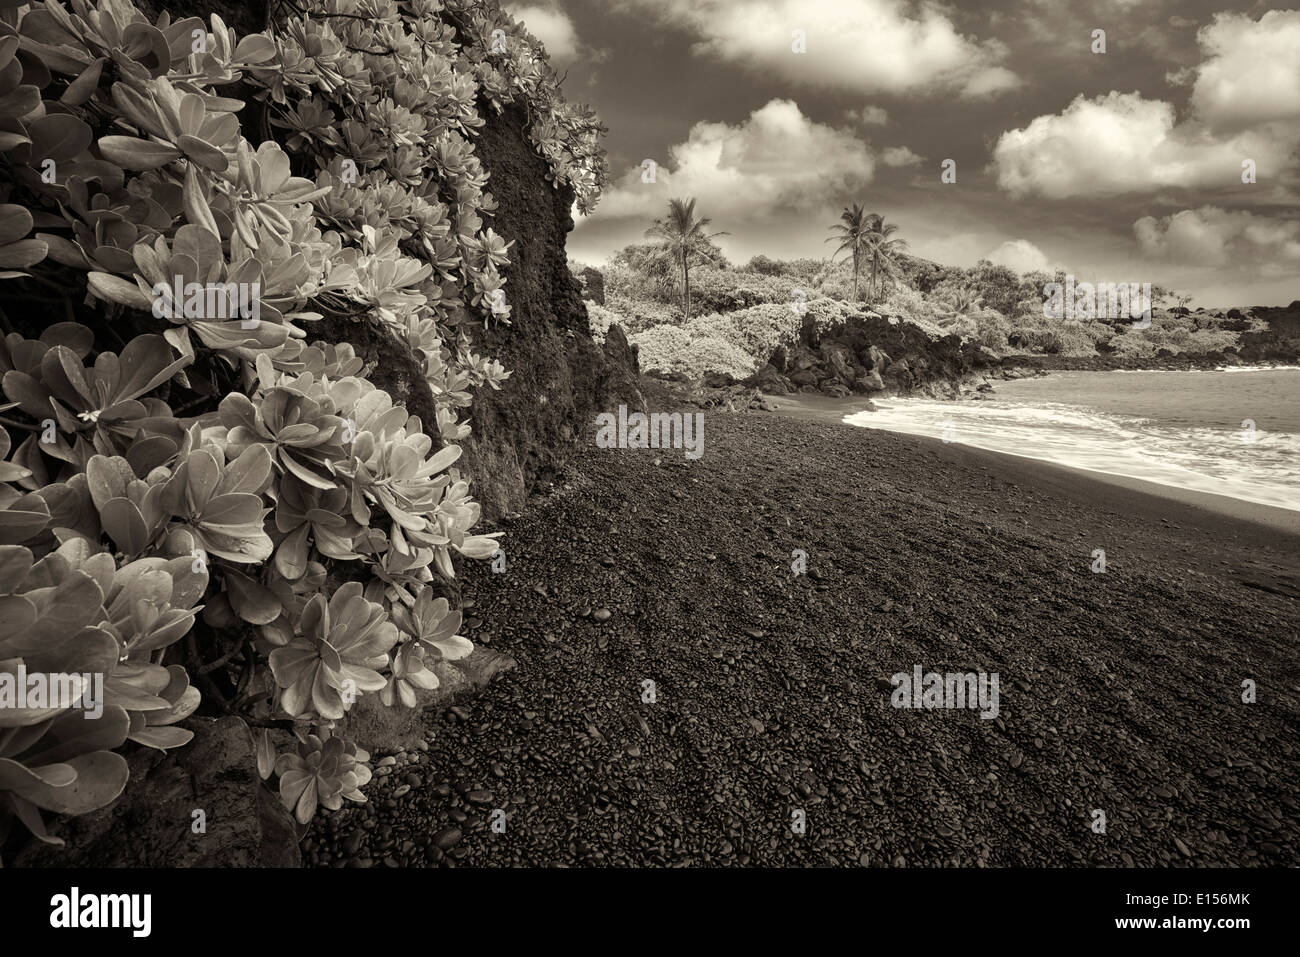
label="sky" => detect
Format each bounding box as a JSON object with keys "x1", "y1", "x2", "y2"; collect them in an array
[{"x1": 505, "y1": 0, "x2": 1300, "y2": 307}]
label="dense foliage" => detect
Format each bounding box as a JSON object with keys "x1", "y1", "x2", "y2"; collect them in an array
[
  {"x1": 0, "y1": 0, "x2": 606, "y2": 852},
  {"x1": 601, "y1": 245, "x2": 1252, "y2": 378},
  {"x1": 631, "y1": 298, "x2": 858, "y2": 378}
]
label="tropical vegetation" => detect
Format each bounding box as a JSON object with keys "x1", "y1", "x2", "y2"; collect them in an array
[
  {"x1": 0, "y1": 0, "x2": 606, "y2": 853},
  {"x1": 581, "y1": 201, "x2": 1252, "y2": 380}
]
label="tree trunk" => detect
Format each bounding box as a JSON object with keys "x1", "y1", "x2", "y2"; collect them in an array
[{"x1": 683, "y1": 253, "x2": 691, "y2": 319}]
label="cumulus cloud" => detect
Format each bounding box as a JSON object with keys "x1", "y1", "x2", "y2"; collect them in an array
[
  {"x1": 585, "y1": 99, "x2": 875, "y2": 223},
  {"x1": 1189, "y1": 11, "x2": 1300, "y2": 132},
  {"x1": 990, "y1": 11, "x2": 1300, "y2": 199},
  {"x1": 507, "y1": 2, "x2": 581, "y2": 62},
  {"x1": 611, "y1": 0, "x2": 1019, "y2": 97},
  {"x1": 880, "y1": 146, "x2": 923, "y2": 167},
  {"x1": 1134, "y1": 207, "x2": 1300, "y2": 276},
  {"x1": 990, "y1": 91, "x2": 1283, "y2": 199},
  {"x1": 984, "y1": 239, "x2": 1059, "y2": 274}
]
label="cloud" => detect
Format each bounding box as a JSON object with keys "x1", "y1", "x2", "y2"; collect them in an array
[
  {"x1": 990, "y1": 11, "x2": 1300, "y2": 199},
  {"x1": 507, "y1": 2, "x2": 581, "y2": 62},
  {"x1": 989, "y1": 90, "x2": 1284, "y2": 199},
  {"x1": 611, "y1": 0, "x2": 1020, "y2": 97},
  {"x1": 848, "y1": 105, "x2": 889, "y2": 126},
  {"x1": 880, "y1": 146, "x2": 923, "y2": 167},
  {"x1": 960, "y1": 65, "x2": 1021, "y2": 100},
  {"x1": 584, "y1": 99, "x2": 875, "y2": 224},
  {"x1": 984, "y1": 239, "x2": 1059, "y2": 274},
  {"x1": 1189, "y1": 11, "x2": 1300, "y2": 133},
  {"x1": 1134, "y1": 207, "x2": 1300, "y2": 277}
]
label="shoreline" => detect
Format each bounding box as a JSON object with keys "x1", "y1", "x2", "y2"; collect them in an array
[
  {"x1": 771, "y1": 393, "x2": 1300, "y2": 538},
  {"x1": 997, "y1": 354, "x2": 1300, "y2": 375},
  {"x1": 998, "y1": 359, "x2": 1300, "y2": 377}
]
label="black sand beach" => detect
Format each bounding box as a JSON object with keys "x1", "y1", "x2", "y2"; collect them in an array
[{"x1": 309, "y1": 411, "x2": 1299, "y2": 867}]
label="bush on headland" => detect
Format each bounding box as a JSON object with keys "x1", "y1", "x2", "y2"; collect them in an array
[
  {"x1": 0, "y1": 0, "x2": 605, "y2": 855},
  {"x1": 593, "y1": 247, "x2": 1276, "y2": 384}
]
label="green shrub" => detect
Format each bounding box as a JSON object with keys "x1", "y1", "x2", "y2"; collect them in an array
[
  {"x1": 629, "y1": 324, "x2": 755, "y2": 379},
  {"x1": 684, "y1": 266, "x2": 802, "y2": 314},
  {"x1": 628, "y1": 324, "x2": 692, "y2": 374},
  {"x1": 684, "y1": 303, "x2": 799, "y2": 361},
  {"x1": 585, "y1": 300, "x2": 623, "y2": 343},
  {"x1": 740, "y1": 254, "x2": 825, "y2": 283},
  {"x1": 603, "y1": 259, "x2": 678, "y2": 307},
  {"x1": 1108, "y1": 315, "x2": 1240, "y2": 358},
  {"x1": 603, "y1": 293, "x2": 681, "y2": 333},
  {"x1": 0, "y1": 0, "x2": 606, "y2": 846}
]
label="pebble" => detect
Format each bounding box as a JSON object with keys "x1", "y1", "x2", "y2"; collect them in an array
[
  {"x1": 297, "y1": 419, "x2": 1290, "y2": 870},
  {"x1": 434, "y1": 827, "x2": 463, "y2": 850}
]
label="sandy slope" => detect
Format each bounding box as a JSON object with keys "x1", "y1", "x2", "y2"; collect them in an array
[{"x1": 309, "y1": 412, "x2": 1299, "y2": 867}]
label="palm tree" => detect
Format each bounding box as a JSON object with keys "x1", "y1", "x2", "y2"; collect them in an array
[
  {"x1": 645, "y1": 198, "x2": 727, "y2": 319},
  {"x1": 826, "y1": 203, "x2": 871, "y2": 301},
  {"x1": 864, "y1": 214, "x2": 908, "y2": 301},
  {"x1": 939, "y1": 286, "x2": 983, "y2": 323}
]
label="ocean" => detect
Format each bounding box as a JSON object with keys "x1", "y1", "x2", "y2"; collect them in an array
[{"x1": 843, "y1": 368, "x2": 1300, "y2": 512}]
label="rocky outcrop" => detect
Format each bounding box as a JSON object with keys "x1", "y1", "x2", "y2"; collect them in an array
[
  {"x1": 1238, "y1": 301, "x2": 1300, "y2": 363},
  {"x1": 1002, "y1": 302, "x2": 1300, "y2": 372},
  {"x1": 459, "y1": 101, "x2": 642, "y2": 521},
  {"x1": 747, "y1": 309, "x2": 997, "y2": 399},
  {"x1": 577, "y1": 266, "x2": 606, "y2": 305}
]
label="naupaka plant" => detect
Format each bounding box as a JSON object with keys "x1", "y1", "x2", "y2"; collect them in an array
[{"x1": 0, "y1": 0, "x2": 606, "y2": 849}]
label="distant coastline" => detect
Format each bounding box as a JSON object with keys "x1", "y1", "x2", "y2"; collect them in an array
[{"x1": 999, "y1": 353, "x2": 1298, "y2": 376}]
